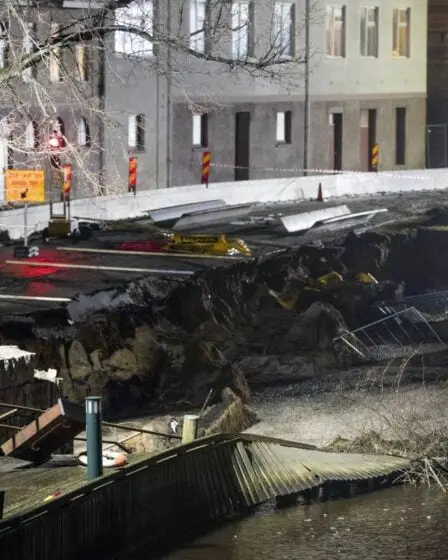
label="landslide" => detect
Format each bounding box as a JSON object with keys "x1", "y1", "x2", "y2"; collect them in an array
[{"x1": 1, "y1": 225, "x2": 448, "y2": 415}]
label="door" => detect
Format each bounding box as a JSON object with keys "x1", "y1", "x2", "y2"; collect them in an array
[
  {"x1": 368, "y1": 109, "x2": 377, "y2": 171},
  {"x1": 235, "y1": 112, "x2": 250, "y2": 181},
  {"x1": 333, "y1": 113, "x2": 343, "y2": 171}
]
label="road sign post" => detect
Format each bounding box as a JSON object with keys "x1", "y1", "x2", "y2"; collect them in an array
[
  {"x1": 371, "y1": 144, "x2": 379, "y2": 172},
  {"x1": 201, "y1": 151, "x2": 211, "y2": 188},
  {"x1": 128, "y1": 157, "x2": 137, "y2": 194},
  {"x1": 5, "y1": 169, "x2": 45, "y2": 248}
]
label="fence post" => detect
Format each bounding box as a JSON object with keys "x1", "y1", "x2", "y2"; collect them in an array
[
  {"x1": 182, "y1": 414, "x2": 199, "y2": 444},
  {"x1": 85, "y1": 396, "x2": 103, "y2": 480}
]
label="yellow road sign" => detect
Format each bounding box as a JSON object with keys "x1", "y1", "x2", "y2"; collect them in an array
[{"x1": 5, "y1": 169, "x2": 45, "y2": 202}]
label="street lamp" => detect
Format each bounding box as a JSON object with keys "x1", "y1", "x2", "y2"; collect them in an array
[{"x1": 303, "y1": 0, "x2": 311, "y2": 176}]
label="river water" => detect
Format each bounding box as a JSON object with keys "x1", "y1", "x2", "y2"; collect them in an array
[
  {"x1": 162, "y1": 486, "x2": 448, "y2": 560},
  {"x1": 160, "y1": 376, "x2": 448, "y2": 560}
]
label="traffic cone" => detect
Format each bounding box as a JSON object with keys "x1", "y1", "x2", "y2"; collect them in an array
[{"x1": 317, "y1": 182, "x2": 324, "y2": 202}]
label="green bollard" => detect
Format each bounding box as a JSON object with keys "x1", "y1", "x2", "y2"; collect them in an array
[{"x1": 85, "y1": 396, "x2": 103, "y2": 480}]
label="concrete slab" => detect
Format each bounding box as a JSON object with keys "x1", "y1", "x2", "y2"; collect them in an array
[
  {"x1": 280, "y1": 205, "x2": 351, "y2": 233},
  {"x1": 148, "y1": 200, "x2": 226, "y2": 224},
  {"x1": 172, "y1": 203, "x2": 254, "y2": 232}
]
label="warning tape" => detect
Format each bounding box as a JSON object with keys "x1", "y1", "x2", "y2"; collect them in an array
[{"x1": 209, "y1": 161, "x2": 448, "y2": 182}]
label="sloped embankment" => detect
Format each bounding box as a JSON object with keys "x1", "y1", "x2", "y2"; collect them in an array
[{"x1": 2, "y1": 226, "x2": 448, "y2": 416}]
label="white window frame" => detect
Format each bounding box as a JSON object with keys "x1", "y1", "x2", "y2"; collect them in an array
[
  {"x1": 115, "y1": 0, "x2": 153, "y2": 58},
  {"x1": 192, "y1": 113, "x2": 208, "y2": 148},
  {"x1": 326, "y1": 5, "x2": 346, "y2": 57},
  {"x1": 76, "y1": 44, "x2": 88, "y2": 81},
  {"x1": 276, "y1": 111, "x2": 291, "y2": 144},
  {"x1": 232, "y1": 1, "x2": 253, "y2": 60},
  {"x1": 392, "y1": 8, "x2": 410, "y2": 58},
  {"x1": 78, "y1": 118, "x2": 89, "y2": 146},
  {"x1": 23, "y1": 23, "x2": 37, "y2": 81},
  {"x1": 360, "y1": 6, "x2": 378, "y2": 57},
  {"x1": 128, "y1": 114, "x2": 145, "y2": 150},
  {"x1": 50, "y1": 23, "x2": 61, "y2": 83},
  {"x1": 0, "y1": 23, "x2": 8, "y2": 69},
  {"x1": 25, "y1": 120, "x2": 37, "y2": 150},
  {"x1": 190, "y1": 0, "x2": 207, "y2": 54},
  {"x1": 272, "y1": 2, "x2": 295, "y2": 58}
]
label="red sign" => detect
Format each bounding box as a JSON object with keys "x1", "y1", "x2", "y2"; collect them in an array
[
  {"x1": 201, "y1": 151, "x2": 211, "y2": 185},
  {"x1": 128, "y1": 157, "x2": 137, "y2": 193}
]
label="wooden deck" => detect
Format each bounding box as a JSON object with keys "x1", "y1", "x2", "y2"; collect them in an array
[{"x1": 0, "y1": 433, "x2": 411, "y2": 560}]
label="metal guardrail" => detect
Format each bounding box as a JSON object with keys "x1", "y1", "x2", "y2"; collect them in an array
[
  {"x1": 0, "y1": 433, "x2": 409, "y2": 560},
  {"x1": 375, "y1": 291, "x2": 448, "y2": 318},
  {"x1": 335, "y1": 307, "x2": 446, "y2": 361}
]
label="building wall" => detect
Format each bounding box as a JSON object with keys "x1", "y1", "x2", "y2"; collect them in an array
[
  {"x1": 0, "y1": 5, "x2": 103, "y2": 199},
  {"x1": 105, "y1": 0, "x2": 428, "y2": 192}
]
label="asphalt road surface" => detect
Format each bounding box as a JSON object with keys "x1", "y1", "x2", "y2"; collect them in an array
[{"x1": 0, "y1": 188, "x2": 447, "y2": 316}]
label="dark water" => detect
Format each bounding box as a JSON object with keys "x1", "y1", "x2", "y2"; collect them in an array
[{"x1": 161, "y1": 486, "x2": 448, "y2": 560}]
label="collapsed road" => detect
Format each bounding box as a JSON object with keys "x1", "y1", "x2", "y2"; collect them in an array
[{"x1": 1, "y1": 188, "x2": 448, "y2": 429}]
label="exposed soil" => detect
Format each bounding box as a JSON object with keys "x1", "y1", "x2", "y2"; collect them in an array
[{"x1": 3, "y1": 208, "x2": 448, "y2": 421}]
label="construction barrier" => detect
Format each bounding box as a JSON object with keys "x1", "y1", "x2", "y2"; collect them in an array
[{"x1": 2, "y1": 168, "x2": 448, "y2": 240}]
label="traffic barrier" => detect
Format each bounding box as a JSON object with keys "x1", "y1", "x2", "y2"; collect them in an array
[
  {"x1": 1, "y1": 168, "x2": 448, "y2": 240},
  {"x1": 172, "y1": 203, "x2": 253, "y2": 232},
  {"x1": 280, "y1": 205, "x2": 350, "y2": 233}
]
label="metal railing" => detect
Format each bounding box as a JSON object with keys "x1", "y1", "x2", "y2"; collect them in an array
[
  {"x1": 335, "y1": 307, "x2": 446, "y2": 361},
  {"x1": 375, "y1": 291, "x2": 448, "y2": 318}
]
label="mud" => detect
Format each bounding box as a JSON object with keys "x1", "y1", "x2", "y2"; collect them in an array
[{"x1": 3, "y1": 210, "x2": 448, "y2": 421}]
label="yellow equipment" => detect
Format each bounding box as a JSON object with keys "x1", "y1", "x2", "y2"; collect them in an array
[
  {"x1": 269, "y1": 270, "x2": 378, "y2": 311},
  {"x1": 166, "y1": 233, "x2": 251, "y2": 257}
]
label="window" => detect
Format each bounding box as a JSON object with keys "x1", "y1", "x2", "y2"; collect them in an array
[
  {"x1": 25, "y1": 120, "x2": 38, "y2": 150},
  {"x1": 192, "y1": 113, "x2": 208, "y2": 148},
  {"x1": 393, "y1": 8, "x2": 410, "y2": 57},
  {"x1": 326, "y1": 6, "x2": 346, "y2": 57},
  {"x1": 395, "y1": 107, "x2": 406, "y2": 165},
  {"x1": 0, "y1": 23, "x2": 8, "y2": 69},
  {"x1": 115, "y1": 0, "x2": 153, "y2": 57},
  {"x1": 276, "y1": 111, "x2": 292, "y2": 144},
  {"x1": 76, "y1": 44, "x2": 88, "y2": 81},
  {"x1": 190, "y1": 0, "x2": 207, "y2": 53},
  {"x1": 272, "y1": 2, "x2": 295, "y2": 57},
  {"x1": 50, "y1": 23, "x2": 61, "y2": 82},
  {"x1": 78, "y1": 118, "x2": 90, "y2": 146},
  {"x1": 360, "y1": 7, "x2": 378, "y2": 57},
  {"x1": 23, "y1": 23, "x2": 36, "y2": 81},
  {"x1": 232, "y1": 2, "x2": 254, "y2": 59},
  {"x1": 128, "y1": 114, "x2": 145, "y2": 150}
]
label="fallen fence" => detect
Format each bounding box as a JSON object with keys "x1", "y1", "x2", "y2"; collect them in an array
[
  {"x1": 375, "y1": 291, "x2": 448, "y2": 318},
  {"x1": 335, "y1": 307, "x2": 446, "y2": 361}
]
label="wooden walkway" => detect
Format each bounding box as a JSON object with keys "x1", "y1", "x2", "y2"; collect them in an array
[{"x1": 0, "y1": 433, "x2": 410, "y2": 560}]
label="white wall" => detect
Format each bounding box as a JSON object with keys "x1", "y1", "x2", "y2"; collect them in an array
[{"x1": 1, "y1": 168, "x2": 448, "y2": 240}]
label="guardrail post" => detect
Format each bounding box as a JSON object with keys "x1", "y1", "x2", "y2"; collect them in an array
[
  {"x1": 182, "y1": 414, "x2": 199, "y2": 444},
  {"x1": 85, "y1": 396, "x2": 103, "y2": 480},
  {"x1": 0, "y1": 489, "x2": 4, "y2": 519}
]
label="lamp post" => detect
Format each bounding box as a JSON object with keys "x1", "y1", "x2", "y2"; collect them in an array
[{"x1": 303, "y1": 0, "x2": 311, "y2": 177}]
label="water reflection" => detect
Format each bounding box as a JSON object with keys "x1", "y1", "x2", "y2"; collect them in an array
[{"x1": 162, "y1": 486, "x2": 448, "y2": 560}]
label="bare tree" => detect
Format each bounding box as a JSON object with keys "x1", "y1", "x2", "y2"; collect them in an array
[{"x1": 0, "y1": 0, "x2": 319, "y2": 200}]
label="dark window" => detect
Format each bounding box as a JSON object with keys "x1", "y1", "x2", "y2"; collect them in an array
[
  {"x1": 193, "y1": 113, "x2": 208, "y2": 148},
  {"x1": 396, "y1": 107, "x2": 406, "y2": 165}
]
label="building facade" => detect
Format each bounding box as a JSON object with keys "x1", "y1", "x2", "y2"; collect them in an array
[
  {"x1": 427, "y1": 0, "x2": 448, "y2": 168},
  {"x1": 104, "y1": 0, "x2": 428, "y2": 193},
  {"x1": 0, "y1": 1, "x2": 428, "y2": 200},
  {"x1": 0, "y1": 1, "x2": 104, "y2": 199}
]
